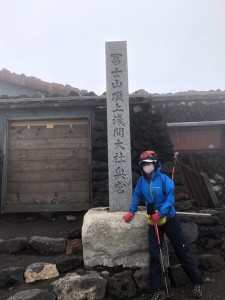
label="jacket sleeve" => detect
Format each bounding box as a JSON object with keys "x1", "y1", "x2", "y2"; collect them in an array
[
  {"x1": 158, "y1": 175, "x2": 175, "y2": 217},
  {"x1": 129, "y1": 178, "x2": 143, "y2": 214}
]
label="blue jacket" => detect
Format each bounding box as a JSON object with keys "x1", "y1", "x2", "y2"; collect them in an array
[{"x1": 129, "y1": 163, "x2": 176, "y2": 218}]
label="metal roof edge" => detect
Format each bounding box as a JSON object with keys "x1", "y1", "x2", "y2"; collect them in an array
[
  {"x1": 167, "y1": 120, "x2": 225, "y2": 127},
  {"x1": 0, "y1": 94, "x2": 151, "y2": 108},
  {"x1": 151, "y1": 91, "x2": 225, "y2": 103}
]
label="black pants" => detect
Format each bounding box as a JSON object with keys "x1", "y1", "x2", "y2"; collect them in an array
[{"x1": 149, "y1": 214, "x2": 203, "y2": 290}]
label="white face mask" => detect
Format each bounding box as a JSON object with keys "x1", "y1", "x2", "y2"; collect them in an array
[{"x1": 143, "y1": 164, "x2": 155, "y2": 174}]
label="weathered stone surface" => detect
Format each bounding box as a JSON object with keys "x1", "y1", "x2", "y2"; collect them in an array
[
  {"x1": 100, "y1": 270, "x2": 110, "y2": 280},
  {"x1": 6, "y1": 288, "x2": 56, "y2": 300},
  {"x1": 82, "y1": 208, "x2": 149, "y2": 267},
  {"x1": 106, "y1": 41, "x2": 132, "y2": 212},
  {"x1": 0, "y1": 267, "x2": 24, "y2": 288},
  {"x1": 175, "y1": 200, "x2": 193, "y2": 210},
  {"x1": 199, "y1": 254, "x2": 225, "y2": 272},
  {"x1": 92, "y1": 180, "x2": 108, "y2": 193},
  {"x1": 24, "y1": 262, "x2": 59, "y2": 283},
  {"x1": 213, "y1": 185, "x2": 223, "y2": 192},
  {"x1": 133, "y1": 105, "x2": 143, "y2": 113},
  {"x1": 181, "y1": 222, "x2": 198, "y2": 244},
  {"x1": 29, "y1": 236, "x2": 67, "y2": 255},
  {"x1": 92, "y1": 192, "x2": 109, "y2": 207},
  {"x1": 198, "y1": 225, "x2": 225, "y2": 237},
  {"x1": 52, "y1": 271, "x2": 107, "y2": 300},
  {"x1": 55, "y1": 254, "x2": 83, "y2": 273},
  {"x1": 133, "y1": 268, "x2": 151, "y2": 292},
  {"x1": 205, "y1": 238, "x2": 222, "y2": 250},
  {"x1": 93, "y1": 171, "x2": 108, "y2": 181},
  {"x1": 66, "y1": 215, "x2": 78, "y2": 222},
  {"x1": 91, "y1": 107, "x2": 174, "y2": 207},
  {"x1": 0, "y1": 237, "x2": 28, "y2": 253},
  {"x1": 68, "y1": 228, "x2": 81, "y2": 239},
  {"x1": 193, "y1": 216, "x2": 218, "y2": 226},
  {"x1": 107, "y1": 270, "x2": 137, "y2": 298},
  {"x1": 92, "y1": 160, "x2": 108, "y2": 170},
  {"x1": 214, "y1": 173, "x2": 224, "y2": 182},
  {"x1": 66, "y1": 239, "x2": 82, "y2": 255},
  {"x1": 222, "y1": 237, "x2": 225, "y2": 250}
]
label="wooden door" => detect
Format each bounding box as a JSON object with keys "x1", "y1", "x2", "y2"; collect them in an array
[{"x1": 4, "y1": 119, "x2": 90, "y2": 212}]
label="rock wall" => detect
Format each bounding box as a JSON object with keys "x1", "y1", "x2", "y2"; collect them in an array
[
  {"x1": 1, "y1": 209, "x2": 225, "y2": 299},
  {"x1": 153, "y1": 98, "x2": 225, "y2": 123},
  {"x1": 91, "y1": 104, "x2": 174, "y2": 207},
  {"x1": 92, "y1": 98, "x2": 225, "y2": 208}
]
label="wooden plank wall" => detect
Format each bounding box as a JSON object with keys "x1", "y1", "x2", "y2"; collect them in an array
[
  {"x1": 169, "y1": 128, "x2": 222, "y2": 151},
  {"x1": 6, "y1": 119, "x2": 90, "y2": 209}
]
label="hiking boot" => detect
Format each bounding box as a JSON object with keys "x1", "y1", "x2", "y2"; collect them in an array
[
  {"x1": 192, "y1": 283, "x2": 203, "y2": 298},
  {"x1": 150, "y1": 289, "x2": 167, "y2": 300}
]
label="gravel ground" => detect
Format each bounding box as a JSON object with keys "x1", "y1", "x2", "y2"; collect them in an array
[{"x1": 1, "y1": 212, "x2": 225, "y2": 300}]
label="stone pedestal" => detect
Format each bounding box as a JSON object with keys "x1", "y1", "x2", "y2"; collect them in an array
[{"x1": 82, "y1": 207, "x2": 149, "y2": 268}]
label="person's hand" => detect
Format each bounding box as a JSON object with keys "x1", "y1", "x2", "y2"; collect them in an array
[
  {"x1": 123, "y1": 212, "x2": 134, "y2": 223},
  {"x1": 151, "y1": 213, "x2": 161, "y2": 223}
]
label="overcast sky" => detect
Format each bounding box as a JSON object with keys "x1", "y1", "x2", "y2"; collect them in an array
[{"x1": 0, "y1": 0, "x2": 225, "y2": 95}]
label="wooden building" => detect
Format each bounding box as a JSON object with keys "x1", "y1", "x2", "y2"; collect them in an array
[
  {"x1": 151, "y1": 91, "x2": 225, "y2": 153},
  {"x1": 0, "y1": 95, "x2": 151, "y2": 213},
  {"x1": 0, "y1": 97, "x2": 94, "y2": 213},
  {"x1": 1, "y1": 72, "x2": 225, "y2": 213}
]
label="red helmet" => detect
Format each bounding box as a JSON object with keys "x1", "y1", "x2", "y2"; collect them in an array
[{"x1": 139, "y1": 150, "x2": 158, "y2": 165}]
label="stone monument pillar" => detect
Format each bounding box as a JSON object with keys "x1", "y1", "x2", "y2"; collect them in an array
[
  {"x1": 82, "y1": 42, "x2": 150, "y2": 269},
  {"x1": 105, "y1": 41, "x2": 132, "y2": 212}
]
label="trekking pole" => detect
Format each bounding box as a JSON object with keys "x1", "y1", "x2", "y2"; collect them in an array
[
  {"x1": 154, "y1": 222, "x2": 169, "y2": 295},
  {"x1": 154, "y1": 222, "x2": 174, "y2": 299},
  {"x1": 147, "y1": 204, "x2": 174, "y2": 299}
]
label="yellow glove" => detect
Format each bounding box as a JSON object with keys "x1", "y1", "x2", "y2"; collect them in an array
[{"x1": 146, "y1": 210, "x2": 167, "y2": 226}]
